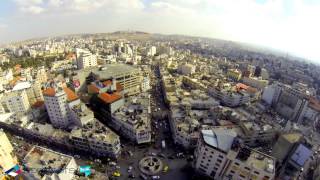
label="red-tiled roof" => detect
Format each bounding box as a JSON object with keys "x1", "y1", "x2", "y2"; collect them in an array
[
  {"x1": 98, "y1": 92, "x2": 122, "y2": 104},
  {"x1": 102, "y1": 80, "x2": 112, "y2": 87},
  {"x1": 236, "y1": 83, "x2": 249, "y2": 90},
  {"x1": 43, "y1": 87, "x2": 78, "y2": 102},
  {"x1": 32, "y1": 101, "x2": 44, "y2": 108},
  {"x1": 43, "y1": 87, "x2": 56, "y2": 96},
  {"x1": 88, "y1": 84, "x2": 100, "y2": 94},
  {"x1": 63, "y1": 87, "x2": 79, "y2": 102}
]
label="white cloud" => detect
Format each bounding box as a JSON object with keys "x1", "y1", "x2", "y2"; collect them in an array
[
  {"x1": 7, "y1": 0, "x2": 320, "y2": 61},
  {"x1": 20, "y1": 5, "x2": 45, "y2": 14}
]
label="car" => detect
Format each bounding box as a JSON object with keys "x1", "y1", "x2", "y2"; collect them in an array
[
  {"x1": 128, "y1": 166, "x2": 133, "y2": 170},
  {"x1": 112, "y1": 171, "x2": 121, "y2": 177},
  {"x1": 116, "y1": 166, "x2": 121, "y2": 169},
  {"x1": 152, "y1": 175, "x2": 160, "y2": 179},
  {"x1": 163, "y1": 165, "x2": 169, "y2": 172},
  {"x1": 109, "y1": 162, "x2": 117, "y2": 166},
  {"x1": 129, "y1": 174, "x2": 135, "y2": 178}
]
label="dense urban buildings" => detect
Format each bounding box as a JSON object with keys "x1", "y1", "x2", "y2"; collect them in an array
[{"x1": 0, "y1": 32, "x2": 319, "y2": 180}]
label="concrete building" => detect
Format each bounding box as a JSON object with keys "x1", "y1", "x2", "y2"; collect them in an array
[
  {"x1": 147, "y1": 46, "x2": 157, "y2": 56},
  {"x1": 112, "y1": 93, "x2": 152, "y2": 144},
  {"x1": 141, "y1": 76, "x2": 151, "y2": 92},
  {"x1": 1, "y1": 90, "x2": 31, "y2": 114},
  {"x1": 69, "y1": 120, "x2": 121, "y2": 158},
  {"x1": 77, "y1": 51, "x2": 97, "y2": 69},
  {"x1": 12, "y1": 81, "x2": 43, "y2": 105},
  {"x1": 23, "y1": 146, "x2": 77, "y2": 180},
  {"x1": 227, "y1": 69, "x2": 242, "y2": 81},
  {"x1": 43, "y1": 86, "x2": 82, "y2": 129},
  {"x1": 0, "y1": 129, "x2": 17, "y2": 172},
  {"x1": 242, "y1": 77, "x2": 269, "y2": 90},
  {"x1": 73, "y1": 64, "x2": 142, "y2": 96},
  {"x1": 209, "y1": 87, "x2": 250, "y2": 107},
  {"x1": 178, "y1": 64, "x2": 196, "y2": 75},
  {"x1": 194, "y1": 129, "x2": 275, "y2": 180}
]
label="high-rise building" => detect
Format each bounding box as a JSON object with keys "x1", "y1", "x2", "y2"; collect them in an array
[
  {"x1": 0, "y1": 129, "x2": 17, "y2": 172},
  {"x1": 77, "y1": 52, "x2": 97, "y2": 69},
  {"x1": 1, "y1": 90, "x2": 30, "y2": 114},
  {"x1": 12, "y1": 81, "x2": 43, "y2": 105},
  {"x1": 43, "y1": 86, "x2": 81, "y2": 129},
  {"x1": 194, "y1": 129, "x2": 275, "y2": 180}
]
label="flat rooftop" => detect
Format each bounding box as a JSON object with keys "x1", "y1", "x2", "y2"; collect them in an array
[
  {"x1": 75, "y1": 63, "x2": 139, "y2": 80},
  {"x1": 23, "y1": 146, "x2": 73, "y2": 179}
]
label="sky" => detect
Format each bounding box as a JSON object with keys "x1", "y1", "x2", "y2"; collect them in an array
[{"x1": 0, "y1": 0, "x2": 319, "y2": 62}]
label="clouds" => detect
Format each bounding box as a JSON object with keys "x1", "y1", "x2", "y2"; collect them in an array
[
  {"x1": 13, "y1": 0, "x2": 145, "y2": 14},
  {"x1": 2, "y1": 0, "x2": 320, "y2": 61}
]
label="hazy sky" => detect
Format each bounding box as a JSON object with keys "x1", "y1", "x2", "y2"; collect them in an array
[{"x1": 0, "y1": 0, "x2": 319, "y2": 62}]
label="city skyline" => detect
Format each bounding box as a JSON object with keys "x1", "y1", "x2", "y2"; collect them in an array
[{"x1": 0, "y1": 0, "x2": 319, "y2": 63}]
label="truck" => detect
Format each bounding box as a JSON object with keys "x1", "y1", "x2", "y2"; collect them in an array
[{"x1": 161, "y1": 140, "x2": 166, "y2": 149}]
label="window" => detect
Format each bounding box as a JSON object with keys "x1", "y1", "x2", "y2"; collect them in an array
[
  {"x1": 199, "y1": 168, "x2": 206, "y2": 173},
  {"x1": 230, "y1": 170, "x2": 235, "y2": 174},
  {"x1": 210, "y1": 171, "x2": 216, "y2": 177},
  {"x1": 217, "y1": 159, "x2": 222, "y2": 163},
  {"x1": 218, "y1": 155, "x2": 224, "y2": 159},
  {"x1": 244, "y1": 167, "x2": 250, "y2": 171},
  {"x1": 235, "y1": 162, "x2": 240, "y2": 166},
  {"x1": 254, "y1": 171, "x2": 260, "y2": 175},
  {"x1": 214, "y1": 167, "x2": 218, "y2": 171},
  {"x1": 263, "y1": 176, "x2": 270, "y2": 180},
  {"x1": 240, "y1": 174, "x2": 246, "y2": 178}
]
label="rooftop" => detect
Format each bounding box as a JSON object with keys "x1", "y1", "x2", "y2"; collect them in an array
[
  {"x1": 71, "y1": 120, "x2": 119, "y2": 144},
  {"x1": 201, "y1": 129, "x2": 237, "y2": 152},
  {"x1": 75, "y1": 63, "x2": 139, "y2": 80},
  {"x1": 23, "y1": 146, "x2": 74, "y2": 179},
  {"x1": 98, "y1": 92, "x2": 122, "y2": 104},
  {"x1": 12, "y1": 81, "x2": 31, "y2": 91},
  {"x1": 43, "y1": 87, "x2": 79, "y2": 102}
]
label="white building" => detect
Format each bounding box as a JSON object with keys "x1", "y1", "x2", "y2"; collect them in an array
[
  {"x1": 77, "y1": 52, "x2": 97, "y2": 69},
  {"x1": 242, "y1": 77, "x2": 269, "y2": 89},
  {"x1": 1, "y1": 90, "x2": 30, "y2": 114},
  {"x1": 147, "y1": 46, "x2": 157, "y2": 56},
  {"x1": 43, "y1": 86, "x2": 81, "y2": 129},
  {"x1": 12, "y1": 81, "x2": 43, "y2": 105},
  {"x1": 0, "y1": 129, "x2": 17, "y2": 172},
  {"x1": 209, "y1": 88, "x2": 250, "y2": 107},
  {"x1": 194, "y1": 129, "x2": 275, "y2": 180},
  {"x1": 35, "y1": 66, "x2": 48, "y2": 84},
  {"x1": 141, "y1": 77, "x2": 151, "y2": 92}
]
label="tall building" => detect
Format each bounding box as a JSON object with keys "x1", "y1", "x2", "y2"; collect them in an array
[
  {"x1": 194, "y1": 129, "x2": 275, "y2": 180},
  {"x1": 147, "y1": 46, "x2": 156, "y2": 56},
  {"x1": 77, "y1": 52, "x2": 97, "y2": 69},
  {"x1": 0, "y1": 129, "x2": 17, "y2": 172},
  {"x1": 43, "y1": 86, "x2": 81, "y2": 129},
  {"x1": 12, "y1": 81, "x2": 43, "y2": 105},
  {"x1": 1, "y1": 90, "x2": 30, "y2": 114}
]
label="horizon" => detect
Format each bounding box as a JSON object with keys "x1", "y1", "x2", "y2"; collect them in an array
[{"x1": 0, "y1": 0, "x2": 319, "y2": 63}]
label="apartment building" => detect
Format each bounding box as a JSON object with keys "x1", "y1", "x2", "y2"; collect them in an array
[
  {"x1": 73, "y1": 64, "x2": 142, "y2": 96},
  {"x1": 43, "y1": 86, "x2": 81, "y2": 129},
  {"x1": 1, "y1": 90, "x2": 30, "y2": 114},
  {"x1": 112, "y1": 93, "x2": 152, "y2": 144},
  {"x1": 0, "y1": 129, "x2": 17, "y2": 172},
  {"x1": 194, "y1": 129, "x2": 275, "y2": 180}
]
